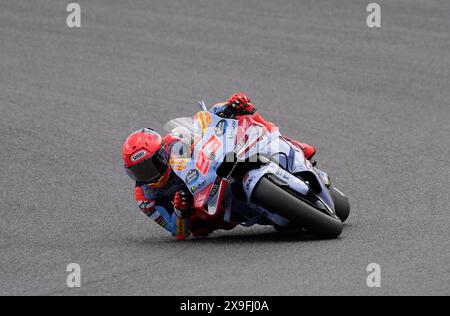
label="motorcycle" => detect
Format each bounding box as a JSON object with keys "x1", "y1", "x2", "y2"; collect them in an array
[{"x1": 165, "y1": 101, "x2": 350, "y2": 239}]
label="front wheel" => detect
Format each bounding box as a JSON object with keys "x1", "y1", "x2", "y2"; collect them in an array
[
  {"x1": 253, "y1": 177, "x2": 343, "y2": 239},
  {"x1": 329, "y1": 186, "x2": 350, "y2": 223}
]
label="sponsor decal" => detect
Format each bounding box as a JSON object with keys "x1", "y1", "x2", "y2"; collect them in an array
[
  {"x1": 209, "y1": 178, "x2": 222, "y2": 197},
  {"x1": 191, "y1": 179, "x2": 207, "y2": 193},
  {"x1": 149, "y1": 211, "x2": 161, "y2": 221},
  {"x1": 155, "y1": 215, "x2": 168, "y2": 228},
  {"x1": 234, "y1": 136, "x2": 247, "y2": 155},
  {"x1": 197, "y1": 111, "x2": 212, "y2": 133},
  {"x1": 276, "y1": 168, "x2": 291, "y2": 180},
  {"x1": 185, "y1": 169, "x2": 200, "y2": 185},
  {"x1": 192, "y1": 136, "x2": 202, "y2": 148},
  {"x1": 175, "y1": 165, "x2": 187, "y2": 171},
  {"x1": 227, "y1": 120, "x2": 238, "y2": 139},
  {"x1": 170, "y1": 158, "x2": 189, "y2": 171},
  {"x1": 176, "y1": 217, "x2": 187, "y2": 238},
  {"x1": 139, "y1": 200, "x2": 156, "y2": 212},
  {"x1": 214, "y1": 120, "x2": 227, "y2": 137},
  {"x1": 245, "y1": 176, "x2": 256, "y2": 191},
  {"x1": 131, "y1": 149, "x2": 147, "y2": 162}
]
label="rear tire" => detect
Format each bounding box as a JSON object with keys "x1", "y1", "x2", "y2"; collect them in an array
[
  {"x1": 329, "y1": 186, "x2": 350, "y2": 223},
  {"x1": 253, "y1": 177, "x2": 343, "y2": 239}
]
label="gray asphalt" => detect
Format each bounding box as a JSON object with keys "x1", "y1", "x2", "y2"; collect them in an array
[{"x1": 0, "y1": 0, "x2": 449, "y2": 296}]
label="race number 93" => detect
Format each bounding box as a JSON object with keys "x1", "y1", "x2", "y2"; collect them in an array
[{"x1": 195, "y1": 135, "x2": 222, "y2": 175}]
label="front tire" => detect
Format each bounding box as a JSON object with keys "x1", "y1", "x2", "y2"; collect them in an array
[
  {"x1": 253, "y1": 177, "x2": 343, "y2": 239},
  {"x1": 329, "y1": 186, "x2": 350, "y2": 223}
]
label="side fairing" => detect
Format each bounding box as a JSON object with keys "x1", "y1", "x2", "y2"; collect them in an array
[{"x1": 242, "y1": 161, "x2": 310, "y2": 202}]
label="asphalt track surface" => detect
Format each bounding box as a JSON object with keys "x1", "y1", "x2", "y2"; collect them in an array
[{"x1": 1, "y1": 0, "x2": 449, "y2": 296}]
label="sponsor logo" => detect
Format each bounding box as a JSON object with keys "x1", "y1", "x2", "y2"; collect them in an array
[
  {"x1": 192, "y1": 136, "x2": 202, "y2": 148},
  {"x1": 215, "y1": 120, "x2": 227, "y2": 137},
  {"x1": 191, "y1": 179, "x2": 207, "y2": 193},
  {"x1": 175, "y1": 164, "x2": 187, "y2": 171},
  {"x1": 245, "y1": 176, "x2": 256, "y2": 191},
  {"x1": 149, "y1": 211, "x2": 161, "y2": 221},
  {"x1": 185, "y1": 169, "x2": 200, "y2": 185},
  {"x1": 176, "y1": 217, "x2": 187, "y2": 238},
  {"x1": 131, "y1": 150, "x2": 147, "y2": 162},
  {"x1": 209, "y1": 179, "x2": 222, "y2": 197},
  {"x1": 234, "y1": 136, "x2": 247, "y2": 155},
  {"x1": 139, "y1": 200, "x2": 156, "y2": 211},
  {"x1": 155, "y1": 215, "x2": 168, "y2": 228},
  {"x1": 228, "y1": 120, "x2": 238, "y2": 139},
  {"x1": 276, "y1": 168, "x2": 291, "y2": 180},
  {"x1": 197, "y1": 111, "x2": 212, "y2": 133},
  {"x1": 170, "y1": 158, "x2": 189, "y2": 171}
]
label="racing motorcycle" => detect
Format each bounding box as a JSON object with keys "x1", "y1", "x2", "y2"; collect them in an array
[{"x1": 165, "y1": 101, "x2": 350, "y2": 239}]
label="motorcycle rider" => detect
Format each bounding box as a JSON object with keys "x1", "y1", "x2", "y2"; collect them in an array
[{"x1": 122, "y1": 93, "x2": 316, "y2": 240}]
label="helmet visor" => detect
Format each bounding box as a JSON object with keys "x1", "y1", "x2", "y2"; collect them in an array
[{"x1": 127, "y1": 149, "x2": 168, "y2": 183}]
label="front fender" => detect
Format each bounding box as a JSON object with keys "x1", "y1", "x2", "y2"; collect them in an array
[{"x1": 242, "y1": 162, "x2": 310, "y2": 203}]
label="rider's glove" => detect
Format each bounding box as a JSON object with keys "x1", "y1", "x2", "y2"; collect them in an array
[
  {"x1": 224, "y1": 93, "x2": 255, "y2": 116},
  {"x1": 173, "y1": 190, "x2": 193, "y2": 218}
]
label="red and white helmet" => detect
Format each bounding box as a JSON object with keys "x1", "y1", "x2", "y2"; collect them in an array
[{"x1": 122, "y1": 128, "x2": 170, "y2": 186}]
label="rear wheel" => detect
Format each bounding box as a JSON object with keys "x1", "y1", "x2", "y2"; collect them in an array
[
  {"x1": 329, "y1": 186, "x2": 350, "y2": 223},
  {"x1": 253, "y1": 177, "x2": 343, "y2": 239}
]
